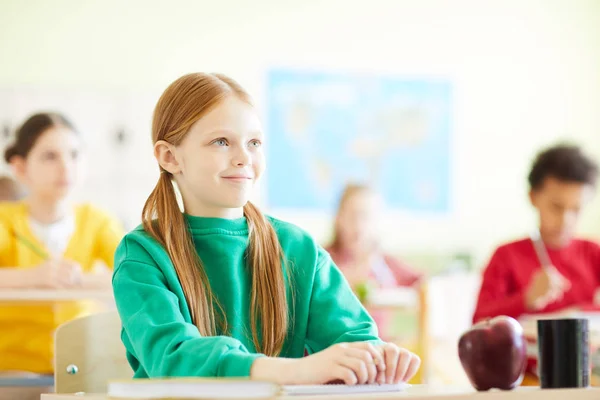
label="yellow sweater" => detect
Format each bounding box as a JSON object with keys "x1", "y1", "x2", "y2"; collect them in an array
[{"x1": 0, "y1": 201, "x2": 123, "y2": 373}]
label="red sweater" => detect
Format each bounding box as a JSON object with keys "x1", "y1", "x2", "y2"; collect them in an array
[{"x1": 473, "y1": 238, "x2": 600, "y2": 324}]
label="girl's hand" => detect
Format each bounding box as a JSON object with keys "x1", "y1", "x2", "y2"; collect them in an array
[
  {"x1": 375, "y1": 342, "x2": 421, "y2": 384},
  {"x1": 251, "y1": 342, "x2": 385, "y2": 385}
]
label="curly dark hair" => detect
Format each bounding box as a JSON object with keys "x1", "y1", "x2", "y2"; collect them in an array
[{"x1": 528, "y1": 144, "x2": 598, "y2": 190}]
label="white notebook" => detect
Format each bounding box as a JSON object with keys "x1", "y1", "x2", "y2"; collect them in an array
[{"x1": 283, "y1": 382, "x2": 410, "y2": 396}]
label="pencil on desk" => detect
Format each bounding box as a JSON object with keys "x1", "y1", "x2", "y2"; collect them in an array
[{"x1": 11, "y1": 229, "x2": 49, "y2": 260}]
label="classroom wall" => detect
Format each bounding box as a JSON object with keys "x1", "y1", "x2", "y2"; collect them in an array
[{"x1": 1, "y1": 0, "x2": 599, "y2": 267}]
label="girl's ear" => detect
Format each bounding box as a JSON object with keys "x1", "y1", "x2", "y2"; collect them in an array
[
  {"x1": 10, "y1": 156, "x2": 27, "y2": 181},
  {"x1": 154, "y1": 140, "x2": 182, "y2": 174}
]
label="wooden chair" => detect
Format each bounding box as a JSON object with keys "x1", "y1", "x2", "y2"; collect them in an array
[{"x1": 54, "y1": 311, "x2": 131, "y2": 393}]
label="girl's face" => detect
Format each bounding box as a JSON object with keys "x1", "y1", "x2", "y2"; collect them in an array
[
  {"x1": 156, "y1": 96, "x2": 265, "y2": 218},
  {"x1": 13, "y1": 126, "x2": 82, "y2": 202},
  {"x1": 336, "y1": 191, "x2": 381, "y2": 251}
]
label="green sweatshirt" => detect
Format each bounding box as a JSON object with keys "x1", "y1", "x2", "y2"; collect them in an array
[{"x1": 112, "y1": 214, "x2": 380, "y2": 378}]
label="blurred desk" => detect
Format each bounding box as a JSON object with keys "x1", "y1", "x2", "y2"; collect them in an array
[
  {"x1": 41, "y1": 386, "x2": 600, "y2": 400},
  {"x1": 0, "y1": 289, "x2": 114, "y2": 303}
]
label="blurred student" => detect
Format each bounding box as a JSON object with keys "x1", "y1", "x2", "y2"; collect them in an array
[
  {"x1": 473, "y1": 144, "x2": 600, "y2": 323},
  {"x1": 472, "y1": 144, "x2": 600, "y2": 382},
  {"x1": 326, "y1": 184, "x2": 423, "y2": 338},
  {"x1": 0, "y1": 112, "x2": 124, "y2": 374},
  {"x1": 0, "y1": 175, "x2": 25, "y2": 201}
]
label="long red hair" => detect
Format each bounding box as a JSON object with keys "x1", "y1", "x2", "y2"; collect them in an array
[{"x1": 142, "y1": 73, "x2": 288, "y2": 356}]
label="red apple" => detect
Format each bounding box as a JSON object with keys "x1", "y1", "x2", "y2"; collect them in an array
[{"x1": 458, "y1": 316, "x2": 527, "y2": 391}]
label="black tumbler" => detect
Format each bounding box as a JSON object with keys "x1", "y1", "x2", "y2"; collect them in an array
[{"x1": 537, "y1": 318, "x2": 590, "y2": 388}]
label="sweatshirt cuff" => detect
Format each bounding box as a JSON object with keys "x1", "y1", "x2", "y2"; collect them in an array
[{"x1": 218, "y1": 350, "x2": 265, "y2": 377}]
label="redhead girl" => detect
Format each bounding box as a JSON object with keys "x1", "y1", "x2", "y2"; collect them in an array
[{"x1": 112, "y1": 73, "x2": 421, "y2": 385}]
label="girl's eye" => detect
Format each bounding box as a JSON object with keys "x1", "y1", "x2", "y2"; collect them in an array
[
  {"x1": 214, "y1": 139, "x2": 228, "y2": 146},
  {"x1": 249, "y1": 140, "x2": 262, "y2": 148}
]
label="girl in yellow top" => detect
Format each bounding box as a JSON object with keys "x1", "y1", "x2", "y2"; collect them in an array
[{"x1": 0, "y1": 112, "x2": 124, "y2": 374}]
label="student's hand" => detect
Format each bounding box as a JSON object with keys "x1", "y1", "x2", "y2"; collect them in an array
[
  {"x1": 525, "y1": 266, "x2": 571, "y2": 311},
  {"x1": 374, "y1": 342, "x2": 421, "y2": 384},
  {"x1": 251, "y1": 342, "x2": 385, "y2": 385},
  {"x1": 294, "y1": 342, "x2": 386, "y2": 385},
  {"x1": 32, "y1": 259, "x2": 83, "y2": 288}
]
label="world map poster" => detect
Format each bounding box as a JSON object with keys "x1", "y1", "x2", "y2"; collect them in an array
[{"x1": 266, "y1": 70, "x2": 452, "y2": 212}]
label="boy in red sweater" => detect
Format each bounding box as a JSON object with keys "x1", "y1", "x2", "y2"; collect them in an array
[{"x1": 473, "y1": 144, "x2": 600, "y2": 323}]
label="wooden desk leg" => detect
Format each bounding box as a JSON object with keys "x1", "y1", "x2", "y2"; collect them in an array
[{"x1": 418, "y1": 282, "x2": 430, "y2": 384}]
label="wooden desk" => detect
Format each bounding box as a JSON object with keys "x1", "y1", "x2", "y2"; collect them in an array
[
  {"x1": 40, "y1": 386, "x2": 600, "y2": 400},
  {"x1": 0, "y1": 289, "x2": 114, "y2": 303}
]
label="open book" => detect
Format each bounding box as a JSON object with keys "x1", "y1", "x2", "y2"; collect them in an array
[{"x1": 107, "y1": 378, "x2": 410, "y2": 399}]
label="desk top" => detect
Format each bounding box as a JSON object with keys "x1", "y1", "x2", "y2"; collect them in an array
[
  {"x1": 40, "y1": 386, "x2": 600, "y2": 400},
  {"x1": 0, "y1": 288, "x2": 414, "y2": 307},
  {"x1": 0, "y1": 289, "x2": 114, "y2": 302}
]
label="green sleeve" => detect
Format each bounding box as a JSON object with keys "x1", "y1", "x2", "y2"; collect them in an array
[
  {"x1": 112, "y1": 259, "x2": 264, "y2": 377},
  {"x1": 304, "y1": 247, "x2": 383, "y2": 353}
]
